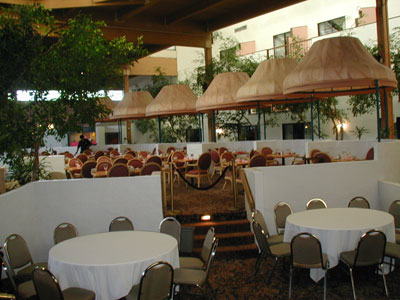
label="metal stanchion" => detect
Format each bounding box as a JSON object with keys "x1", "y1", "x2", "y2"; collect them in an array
[
  {"x1": 167, "y1": 161, "x2": 180, "y2": 215},
  {"x1": 228, "y1": 159, "x2": 239, "y2": 211}
]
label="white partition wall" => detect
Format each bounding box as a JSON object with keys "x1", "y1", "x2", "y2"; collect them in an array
[
  {"x1": 0, "y1": 175, "x2": 163, "y2": 264},
  {"x1": 245, "y1": 140, "x2": 400, "y2": 234},
  {"x1": 306, "y1": 140, "x2": 376, "y2": 159}
]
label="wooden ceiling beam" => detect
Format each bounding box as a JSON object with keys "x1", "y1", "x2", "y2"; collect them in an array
[
  {"x1": 165, "y1": 0, "x2": 224, "y2": 25},
  {"x1": 102, "y1": 26, "x2": 212, "y2": 48},
  {"x1": 116, "y1": 0, "x2": 159, "y2": 22},
  {"x1": 0, "y1": 0, "x2": 147, "y2": 9}
]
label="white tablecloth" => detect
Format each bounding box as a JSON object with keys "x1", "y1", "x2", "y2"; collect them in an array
[
  {"x1": 48, "y1": 231, "x2": 179, "y2": 300},
  {"x1": 283, "y1": 208, "x2": 395, "y2": 282}
]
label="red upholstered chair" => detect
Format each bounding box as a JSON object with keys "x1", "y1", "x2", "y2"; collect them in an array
[
  {"x1": 167, "y1": 147, "x2": 176, "y2": 154},
  {"x1": 128, "y1": 158, "x2": 143, "y2": 169},
  {"x1": 97, "y1": 156, "x2": 111, "y2": 164},
  {"x1": 146, "y1": 155, "x2": 162, "y2": 166},
  {"x1": 113, "y1": 157, "x2": 128, "y2": 165},
  {"x1": 107, "y1": 163, "x2": 129, "y2": 177},
  {"x1": 312, "y1": 152, "x2": 331, "y2": 163},
  {"x1": 83, "y1": 149, "x2": 92, "y2": 156},
  {"x1": 310, "y1": 149, "x2": 321, "y2": 158},
  {"x1": 365, "y1": 147, "x2": 374, "y2": 160},
  {"x1": 123, "y1": 154, "x2": 134, "y2": 161},
  {"x1": 218, "y1": 147, "x2": 228, "y2": 155},
  {"x1": 140, "y1": 162, "x2": 162, "y2": 176},
  {"x1": 248, "y1": 154, "x2": 267, "y2": 167},
  {"x1": 249, "y1": 149, "x2": 260, "y2": 158},
  {"x1": 221, "y1": 152, "x2": 236, "y2": 191},
  {"x1": 64, "y1": 152, "x2": 74, "y2": 164},
  {"x1": 96, "y1": 161, "x2": 112, "y2": 172},
  {"x1": 172, "y1": 151, "x2": 186, "y2": 183},
  {"x1": 94, "y1": 151, "x2": 104, "y2": 161},
  {"x1": 185, "y1": 152, "x2": 212, "y2": 188},
  {"x1": 126, "y1": 150, "x2": 137, "y2": 158},
  {"x1": 261, "y1": 146, "x2": 273, "y2": 158},
  {"x1": 209, "y1": 149, "x2": 222, "y2": 178},
  {"x1": 138, "y1": 151, "x2": 149, "y2": 159},
  {"x1": 80, "y1": 161, "x2": 97, "y2": 178},
  {"x1": 76, "y1": 153, "x2": 88, "y2": 164},
  {"x1": 68, "y1": 158, "x2": 83, "y2": 178},
  {"x1": 110, "y1": 150, "x2": 120, "y2": 157}
]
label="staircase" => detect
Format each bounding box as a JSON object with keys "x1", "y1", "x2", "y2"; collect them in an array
[{"x1": 180, "y1": 213, "x2": 258, "y2": 258}]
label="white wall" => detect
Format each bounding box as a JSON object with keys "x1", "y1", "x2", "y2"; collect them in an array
[{"x1": 0, "y1": 175, "x2": 164, "y2": 264}]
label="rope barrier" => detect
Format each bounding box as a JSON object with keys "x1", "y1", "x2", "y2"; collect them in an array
[{"x1": 174, "y1": 165, "x2": 230, "y2": 190}]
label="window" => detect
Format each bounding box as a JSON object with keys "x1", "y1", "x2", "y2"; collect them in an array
[
  {"x1": 273, "y1": 31, "x2": 291, "y2": 57},
  {"x1": 234, "y1": 25, "x2": 247, "y2": 33},
  {"x1": 318, "y1": 16, "x2": 345, "y2": 36},
  {"x1": 282, "y1": 123, "x2": 312, "y2": 140},
  {"x1": 220, "y1": 46, "x2": 238, "y2": 60}
]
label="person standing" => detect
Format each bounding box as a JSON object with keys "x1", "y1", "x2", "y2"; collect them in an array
[{"x1": 75, "y1": 135, "x2": 92, "y2": 155}]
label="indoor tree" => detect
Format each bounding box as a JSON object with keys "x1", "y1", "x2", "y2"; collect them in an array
[{"x1": 0, "y1": 4, "x2": 147, "y2": 182}]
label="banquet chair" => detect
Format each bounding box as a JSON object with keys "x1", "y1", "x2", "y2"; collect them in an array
[
  {"x1": 76, "y1": 154, "x2": 88, "y2": 164},
  {"x1": 365, "y1": 147, "x2": 374, "y2": 160},
  {"x1": 64, "y1": 152, "x2": 74, "y2": 164},
  {"x1": 1, "y1": 254, "x2": 36, "y2": 299},
  {"x1": 123, "y1": 154, "x2": 134, "y2": 161},
  {"x1": 235, "y1": 154, "x2": 266, "y2": 190},
  {"x1": 125, "y1": 261, "x2": 174, "y2": 300},
  {"x1": 126, "y1": 150, "x2": 137, "y2": 158},
  {"x1": 289, "y1": 233, "x2": 328, "y2": 300},
  {"x1": 113, "y1": 157, "x2": 128, "y2": 165},
  {"x1": 312, "y1": 152, "x2": 331, "y2": 163},
  {"x1": 166, "y1": 147, "x2": 176, "y2": 154},
  {"x1": 32, "y1": 267, "x2": 95, "y2": 300},
  {"x1": 53, "y1": 223, "x2": 78, "y2": 245},
  {"x1": 128, "y1": 158, "x2": 143, "y2": 169},
  {"x1": 309, "y1": 149, "x2": 321, "y2": 158},
  {"x1": 146, "y1": 155, "x2": 162, "y2": 166},
  {"x1": 80, "y1": 161, "x2": 96, "y2": 178},
  {"x1": 172, "y1": 151, "x2": 186, "y2": 183},
  {"x1": 218, "y1": 147, "x2": 228, "y2": 155},
  {"x1": 48, "y1": 171, "x2": 67, "y2": 180},
  {"x1": 110, "y1": 149, "x2": 120, "y2": 157},
  {"x1": 68, "y1": 158, "x2": 83, "y2": 178},
  {"x1": 107, "y1": 163, "x2": 130, "y2": 177},
  {"x1": 384, "y1": 241, "x2": 400, "y2": 272},
  {"x1": 339, "y1": 230, "x2": 388, "y2": 300},
  {"x1": 388, "y1": 200, "x2": 400, "y2": 243},
  {"x1": 261, "y1": 146, "x2": 273, "y2": 158},
  {"x1": 159, "y1": 217, "x2": 181, "y2": 249},
  {"x1": 3, "y1": 234, "x2": 48, "y2": 282},
  {"x1": 274, "y1": 202, "x2": 293, "y2": 235},
  {"x1": 221, "y1": 152, "x2": 236, "y2": 191},
  {"x1": 306, "y1": 198, "x2": 327, "y2": 210},
  {"x1": 249, "y1": 149, "x2": 260, "y2": 158},
  {"x1": 96, "y1": 161, "x2": 112, "y2": 172},
  {"x1": 209, "y1": 149, "x2": 222, "y2": 178},
  {"x1": 185, "y1": 152, "x2": 212, "y2": 188},
  {"x1": 252, "y1": 209, "x2": 283, "y2": 246},
  {"x1": 83, "y1": 149, "x2": 92, "y2": 156},
  {"x1": 348, "y1": 196, "x2": 370, "y2": 209},
  {"x1": 180, "y1": 227, "x2": 215, "y2": 270},
  {"x1": 94, "y1": 150, "x2": 104, "y2": 161},
  {"x1": 96, "y1": 155, "x2": 111, "y2": 164},
  {"x1": 109, "y1": 216, "x2": 134, "y2": 232},
  {"x1": 252, "y1": 222, "x2": 290, "y2": 283},
  {"x1": 140, "y1": 162, "x2": 162, "y2": 176},
  {"x1": 138, "y1": 151, "x2": 149, "y2": 159},
  {"x1": 173, "y1": 238, "x2": 218, "y2": 300}
]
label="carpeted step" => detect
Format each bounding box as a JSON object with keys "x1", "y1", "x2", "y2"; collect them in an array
[{"x1": 193, "y1": 231, "x2": 254, "y2": 248}]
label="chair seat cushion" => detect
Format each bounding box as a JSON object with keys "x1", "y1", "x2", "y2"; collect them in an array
[
  {"x1": 270, "y1": 242, "x2": 291, "y2": 257},
  {"x1": 294, "y1": 253, "x2": 328, "y2": 269},
  {"x1": 179, "y1": 257, "x2": 204, "y2": 269},
  {"x1": 340, "y1": 250, "x2": 380, "y2": 267},
  {"x1": 17, "y1": 280, "x2": 36, "y2": 299},
  {"x1": 173, "y1": 268, "x2": 206, "y2": 286},
  {"x1": 63, "y1": 287, "x2": 95, "y2": 300},
  {"x1": 267, "y1": 234, "x2": 284, "y2": 245},
  {"x1": 125, "y1": 284, "x2": 139, "y2": 300},
  {"x1": 16, "y1": 262, "x2": 48, "y2": 281},
  {"x1": 385, "y1": 242, "x2": 400, "y2": 259},
  {"x1": 186, "y1": 169, "x2": 208, "y2": 175}
]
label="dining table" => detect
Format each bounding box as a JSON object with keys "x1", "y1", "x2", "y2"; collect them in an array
[
  {"x1": 266, "y1": 153, "x2": 299, "y2": 165},
  {"x1": 48, "y1": 231, "x2": 179, "y2": 300},
  {"x1": 283, "y1": 208, "x2": 395, "y2": 282}
]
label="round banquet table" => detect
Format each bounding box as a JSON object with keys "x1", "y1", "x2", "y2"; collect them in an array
[
  {"x1": 48, "y1": 231, "x2": 179, "y2": 300},
  {"x1": 283, "y1": 208, "x2": 395, "y2": 282}
]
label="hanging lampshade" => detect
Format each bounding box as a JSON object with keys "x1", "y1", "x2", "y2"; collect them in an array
[
  {"x1": 146, "y1": 84, "x2": 197, "y2": 117},
  {"x1": 111, "y1": 91, "x2": 153, "y2": 120}
]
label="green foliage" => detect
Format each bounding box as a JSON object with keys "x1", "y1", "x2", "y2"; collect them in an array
[
  {"x1": 0, "y1": 4, "x2": 147, "y2": 183},
  {"x1": 351, "y1": 126, "x2": 370, "y2": 140}
]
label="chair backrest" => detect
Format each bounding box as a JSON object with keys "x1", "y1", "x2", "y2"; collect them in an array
[
  {"x1": 96, "y1": 161, "x2": 112, "y2": 172},
  {"x1": 68, "y1": 158, "x2": 82, "y2": 168},
  {"x1": 126, "y1": 150, "x2": 137, "y2": 158},
  {"x1": 53, "y1": 223, "x2": 78, "y2": 245},
  {"x1": 137, "y1": 261, "x2": 174, "y2": 300},
  {"x1": 94, "y1": 151, "x2": 104, "y2": 161},
  {"x1": 201, "y1": 227, "x2": 216, "y2": 265},
  {"x1": 97, "y1": 156, "x2": 111, "y2": 164},
  {"x1": 166, "y1": 147, "x2": 176, "y2": 154},
  {"x1": 109, "y1": 216, "x2": 134, "y2": 231},
  {"x1": 291, "y1": 233, "x2": 324, "y2": 269},
  {"x1": 261, "y1": 147, "x2": 273, "y2": 157},
  {"x1": 4, "y1": 234, "x2": 33, "y2": 270},
  {"x1": 209, "y1": 149, "x2": 220, "y2": 164},
  {"x1": 146, "y1": 155, "x2": 162, "y2": 166},
  {"x1": 312, "y1": 152, "x2": 331, "y2": 163},
  {"x1": 388, "y1": 200, "x2": 400, "y2": 229},
  {"x1": 83, "y1": 149, "x2": 92, "y2": 156},
  {"x1": 218, "y1": 147, "x2": 228, "y2": 155},
  {"x1": 306, "y1": 198, "x2": 327, "y2": 210},
  {"x1": 159, "y1": 217, "x2": 181, "y2": 248},
  {"x1": 172, "y1": 151, "x2": 185, "y2": 168},
  {"x1": 249, "y1": 149, "x2": 260, "y2": 158},
  {"x1": 140, "y1": 162, "x2": 162, "y2": 176},
  {"x1": 107, "y1": 163, "x2": 130, "y2": 177},
  {"x1": 32, "y1": 267, "x2": 63, "y2": 300},
  {"x1": 348, "y1": 196, "x2": 370, "y2": 209},
  {"x1": 252, "y1": 222, "x2": 269, "y2": 254},
  {"x1": 110, "y1": 150, "x2": 120, "y2": 157},
  {"x1": 139, "y1": 151, "x2": 149, "y2": 159},
  {"x1": 203, "y1": 238, "x2": 218, "y2": 281},
  {"x1": 220, "y1": 151, "x2": 235, "y2": 163},
  {"x1": 249, "y1": 154, "x2": 266, "y2": 167},
  {"x1": 64, "y1": 152, "x2": 74, "y2": 160},
  {"x1": 274, "y1": 202, "x2": 293, "y2": 233},
  {"x1": 353, "y1": 230, "x2": 386, "y2": 266},
  {"x1": 113, "y1": 157, "x2": 128, "y2": 165},
  {"x1": 127, "y1": 158, "x2": 143, "y2": 169},
  {"x1": 81, "y1": 161, "x2": 97, "y2": 178},
  {"x1": 197, "y1": 152, "x2": 212, "y2": 171},
  {"x1": 48, "y1": 172, "x2": 67, "y2": 180},
  {"x1": 310, "y1": 149, "x2": 321, "y2": 158},
  {"x1": 123, "y1": 154, "x2": 134, "y2": 161},
  {"x1": 76, "y1": 154, "x2": 88, "y2": 164},
  {"x1": 365, "y1": 147, "x2": 374, "y2": 160},
  {"x1": 252, "y1": 209, "x2": 270, "y2": 236}
]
